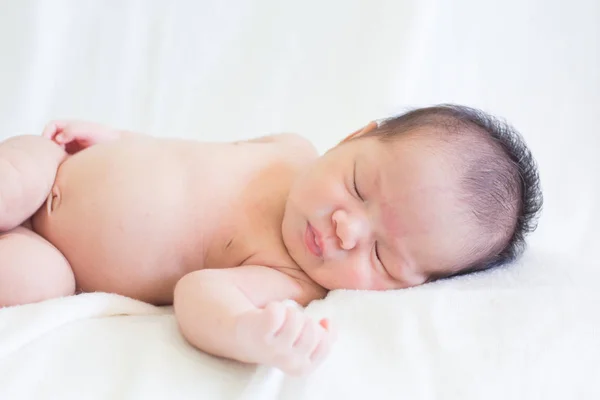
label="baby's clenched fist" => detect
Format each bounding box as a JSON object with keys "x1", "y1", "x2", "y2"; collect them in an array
[{"x1": 235, "y1": 301, "x2": 335, "y2": 375}]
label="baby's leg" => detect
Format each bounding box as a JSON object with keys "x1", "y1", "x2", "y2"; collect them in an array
[{"x1": 0, "y1": 226, "x2": 75, "y2": 307}]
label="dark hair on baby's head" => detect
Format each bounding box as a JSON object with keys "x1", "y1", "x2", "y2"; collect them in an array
[{"x1": 366, "y1": 104, "x2": 543, "y2": 277}]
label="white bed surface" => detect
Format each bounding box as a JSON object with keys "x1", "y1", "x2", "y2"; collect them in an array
[{"x1": 1, "y1": 263, "x2": 599, "y2": 400}]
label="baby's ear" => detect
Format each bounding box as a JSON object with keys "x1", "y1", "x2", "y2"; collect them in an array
[{"x1": 340, "y1": 121, "x2": 378, "y2": 143}]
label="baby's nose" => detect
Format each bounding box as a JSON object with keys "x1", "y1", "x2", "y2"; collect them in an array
[{"x1": 332, "y1": 210, "x2": 367, "y2": 250}]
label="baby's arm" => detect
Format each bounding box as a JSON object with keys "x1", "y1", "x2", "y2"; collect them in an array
[
  {"x1": 173, "y1": 266, "x2": 333, "y2": 375},
  {"x1": 0, "y1": 135, "x2": 66, "y2": 231}
]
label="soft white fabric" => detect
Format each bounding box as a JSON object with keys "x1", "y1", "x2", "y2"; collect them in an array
[
  {"x1": 0, "y1": 0, "x2": 599, "y2": 399},
  {"x1": 1, "y1": 262, "x2": 600, "y2": 400}
]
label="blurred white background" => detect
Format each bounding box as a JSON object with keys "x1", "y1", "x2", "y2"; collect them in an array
[{"x1": 0, "y1": 0, "x2": 598, "y2": 266}]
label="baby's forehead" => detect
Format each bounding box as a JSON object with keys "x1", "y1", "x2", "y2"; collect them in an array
[
  {"x1": 370, "y1": 134, "x2": 461, "y2": 178},
  {"x1": 361, "y1": 138, "x2": 461, "y2": 200},
  {"x1": 367, "y1": 137, "x2": 469, "y2": 225}
]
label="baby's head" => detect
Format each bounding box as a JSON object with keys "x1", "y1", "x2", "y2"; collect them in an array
[{"x1": 282, "y1": 104, "x2": 543, "y2": 290}]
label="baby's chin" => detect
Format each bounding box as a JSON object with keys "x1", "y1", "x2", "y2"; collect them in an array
[
  {"x1": 297, "y1": 266, "x2": 354, "y2": 291},
  {"x1": 305, "y1": 274, "x2": 334, "y2": 291},
  {"x1": 308, "y1": 266, "x2": 392, "y2": 291},
  {"x1": 288, "y1": 258, "x2": 329, "y2": 290}
]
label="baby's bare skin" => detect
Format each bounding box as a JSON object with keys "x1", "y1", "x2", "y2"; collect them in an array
[{"x1": 31, "y1": 135, "x2": 318, "y2": 305}]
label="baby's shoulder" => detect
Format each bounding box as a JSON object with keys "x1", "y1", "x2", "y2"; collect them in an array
[
  {"x1": 274, "y1": 133, "x2": 318, "y2": 160},
  {"x1": 240, "y1": 133, "x2": 318, "y2": 164}
]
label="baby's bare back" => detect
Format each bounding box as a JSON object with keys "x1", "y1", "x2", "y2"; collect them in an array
[{"x1": 30, "y1": 137, "x2": 289, "y2": 304}]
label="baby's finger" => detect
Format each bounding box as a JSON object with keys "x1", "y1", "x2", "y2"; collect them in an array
[
  {"x1": 41, "y1": 121, "x2": 67, "y2": 139},
  {"x1": 291, "y1": 318, "x2": 319, "y2": 356},
  {"x1": 309, "y1": 325, "x2": 336, "y2": 366},
  {"x1": 273, "y1": 307, "x2": 305, "y2": 348},
  {"x1": 54, "y1": 131, "x2": 71, "y2": 144},
  {"x1": 262, "y1": 302, "x2": 287, "y2": 337}
]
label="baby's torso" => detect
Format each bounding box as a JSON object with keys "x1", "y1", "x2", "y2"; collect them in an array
[{"x1": 31, "y1": 135, "x2": 317, "y2": 304}]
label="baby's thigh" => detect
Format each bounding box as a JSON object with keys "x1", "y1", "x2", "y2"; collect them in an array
[{"x1": 0, "y1": 226, "x2": 75, "y2": 307}]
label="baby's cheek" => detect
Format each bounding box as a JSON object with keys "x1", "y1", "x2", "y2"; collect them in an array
[
  {"x1": 340, "y1": 265, "x2": 379, "y2": 290},
  {"x1": 353, "y1": 265, "x2": 396, "y2": 290}
]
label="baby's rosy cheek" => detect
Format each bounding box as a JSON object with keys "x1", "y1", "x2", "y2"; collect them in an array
[
  {"x1": 354, "y1": 264, "x2": 394, "y2": 290},
  {"x1": 343, "y1": 266, "x2": 377, "y2": 289}
]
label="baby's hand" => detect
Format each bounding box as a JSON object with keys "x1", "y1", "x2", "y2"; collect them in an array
[
  {"x1": 42, "y1": 120, "x2": 120, "y2": 154},
  {"x1": 235, "y1": 301, "x2": 335, "y2": 376}
]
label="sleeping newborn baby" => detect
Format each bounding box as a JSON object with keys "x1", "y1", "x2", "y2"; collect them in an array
[{"x1": 0, "y1": 104, "x2": 542, "y2": 374}]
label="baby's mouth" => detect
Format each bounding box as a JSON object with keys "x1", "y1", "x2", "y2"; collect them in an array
[{"x1": 305, "y1": 222, "x2": 323, "y2": 258}]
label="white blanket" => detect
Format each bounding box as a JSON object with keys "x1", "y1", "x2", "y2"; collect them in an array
[
  {"x1": 1, "y1": 255, "x2": 599, "y2": 399},
  {"x1": 1, "y1": 0, "x2": 599, "y2": 399}
]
